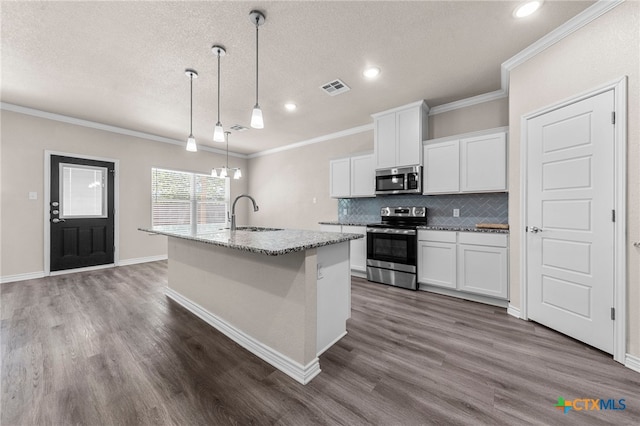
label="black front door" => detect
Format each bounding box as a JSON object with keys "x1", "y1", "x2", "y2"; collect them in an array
[{"x1": 50, "y1": 155, "x2": 115, "y2": 271}]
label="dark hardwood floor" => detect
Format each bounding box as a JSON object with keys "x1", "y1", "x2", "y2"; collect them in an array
[{"x1": 2, "y1": 261, "x2": 639, "y2": 425}]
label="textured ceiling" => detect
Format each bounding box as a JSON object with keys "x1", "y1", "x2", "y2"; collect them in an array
[{"x1": 1, "y1": 1, "x2": 594, "y2": 155}]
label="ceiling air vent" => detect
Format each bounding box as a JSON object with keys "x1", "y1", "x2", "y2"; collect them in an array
[
  {"x1": 230, "y1": 124, "x2": 249, "y2": 132},
  {"x1": 320, "y1": 79, "x2": 350, "y2": 96}
]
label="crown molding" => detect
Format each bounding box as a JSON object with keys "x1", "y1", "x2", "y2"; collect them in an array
[
  {"x1": 500, "y1": 0, "x2": 624, "y2": 89},
  {"x1": 429, "y1": 89, "x2": 507, "y2": 116},
  {"x1": 247, "y1": 123, "x2": 374, "y2": 159},
  {"x1": 0, "y1": 102, "x2": 249, "y2": 159}
]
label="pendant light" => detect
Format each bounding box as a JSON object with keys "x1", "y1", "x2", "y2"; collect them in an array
[
  {"x1": 212, "y1": 45, "x2": 226, "y2": 142},
  {"x1": 185, "y1": 68, "x2": 198, "y2": 152},
  {"x1": 211, "y1": 131, "x2": 242, "y2": 180},
  {"x1": 249, "y1": 10, "x2": 265, "y2": 129}
]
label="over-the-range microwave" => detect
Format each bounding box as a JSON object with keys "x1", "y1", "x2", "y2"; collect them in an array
[{"x1": 375, "y1": 166, "x2": 422, "y2": 195}]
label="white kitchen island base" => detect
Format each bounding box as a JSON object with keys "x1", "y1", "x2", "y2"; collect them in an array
[{"x1": 164, "y1": 236, "x2": 351, "y2": 385}]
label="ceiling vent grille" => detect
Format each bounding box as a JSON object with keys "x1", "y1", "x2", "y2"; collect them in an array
[
  {"x1": 320, "y1": 79, "x2": 350, "y2": 96},
  {"x1": 230, "y1": 124, "x2": 249, "y2": 132}
]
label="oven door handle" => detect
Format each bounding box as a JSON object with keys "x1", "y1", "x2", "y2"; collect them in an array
[{"x1": 366, "y1": 228, "x2": 416, "y2": 236}]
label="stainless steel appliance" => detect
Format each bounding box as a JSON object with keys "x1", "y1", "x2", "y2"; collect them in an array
[
  {"x1": 366, "y1": 206, "x2": 427, "y2": 290},
  {"x1": 375, "y1": 166, "x2": 422, "y2": 195}
]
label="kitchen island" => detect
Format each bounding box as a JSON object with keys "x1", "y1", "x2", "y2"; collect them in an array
[{"x1": 138, "y1": 226, "x2": 363, "y2": 384}]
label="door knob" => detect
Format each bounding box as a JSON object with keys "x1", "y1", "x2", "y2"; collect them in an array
[
  {"x1": 530, "y1": 226, "x2": 542, "y2": 233},
  {"x1": 52, "y1": 218, "x2": 66, "y2": 223}
]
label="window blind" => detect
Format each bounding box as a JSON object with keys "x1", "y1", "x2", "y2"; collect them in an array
[{"x1": 151, "y1": 168, "x2": 228, "y2": 233}]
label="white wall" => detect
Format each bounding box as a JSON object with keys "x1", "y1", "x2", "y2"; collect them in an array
[
  {"x1": 0, "y1": 110, "x2": 248, "y2": 279},
  {"x1": 508, "y1": 1, "x2": 639, "y2": 357}
]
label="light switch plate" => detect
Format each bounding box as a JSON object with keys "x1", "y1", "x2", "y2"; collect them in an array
[{"x1": 28, "y1": 192, "x2": 38, "y2": 200}]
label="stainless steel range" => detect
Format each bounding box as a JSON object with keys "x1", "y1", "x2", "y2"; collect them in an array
[{"x1": 366, "y1": 206, "x2": 427, "y2": 290}]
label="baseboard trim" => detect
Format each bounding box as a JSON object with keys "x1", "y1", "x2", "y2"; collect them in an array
[
  {"x1": 0, "y1": 271, "x2": 46, "y2": 284},
  {"x1": 625, "y1": 353, "x2": 640, "y2": 374},
  {"x1": 118, "y1": 255, "x2": 168, "y2": 266},
  {"x1": 165, "y1": 287, "x2": 321, "y2": 385},
  {"x1": 507, "y1": 304, "x2": 521, "y2": 319},
  {"x1": 418, "y1": 284, "x2": 508, "y2": 308}
]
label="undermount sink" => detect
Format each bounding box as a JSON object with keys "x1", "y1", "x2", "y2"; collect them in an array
[{"x1": 235, "y1": 226, "x2": 284, "y2": 232}]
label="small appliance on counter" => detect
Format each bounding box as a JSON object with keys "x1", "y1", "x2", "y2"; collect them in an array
[
  {"x1": 375, "y1": 166, "x2": 422, "y2": 195},
  {"x1": 366, "y1": 206, "x2": 427, "y2": 290}
]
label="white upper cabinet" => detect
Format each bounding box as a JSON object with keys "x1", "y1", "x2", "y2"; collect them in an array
[
  {"x1": 460, "y1": 132, "x2": 507, "y2": 193},
  {"x1": 374, "y1": 114, "x2": 396, "y2": 169},
  {"x1": 329, "y1": 157, "x2": 350, "y2": 198},
  {"x1": 350, "y1": 154, "x2": 375, "y2": 197},
  {"x1": 373, "y1": 101, "x2": 429, "y2": 169},
  {"x1": 423, "y1": 140, "x2": 460, "y2": 194},
  {"x1": 329, "y1": 153, "x2": 374, "y2": 198},
  {"x1": 423, "y1": 129, "x2": 507, "y2": 195}
]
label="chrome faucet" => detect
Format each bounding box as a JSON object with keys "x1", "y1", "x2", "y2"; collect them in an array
[{"x1": 230, "y1": 194, "x2": 259, "y2": 231}]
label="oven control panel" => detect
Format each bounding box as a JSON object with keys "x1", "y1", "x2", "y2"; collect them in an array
[{"x1": 380, "y1": 206, "x2": 426, "y2": 218}]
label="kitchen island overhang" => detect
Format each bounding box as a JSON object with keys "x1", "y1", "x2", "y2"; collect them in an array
[{"x1": 138, "y1": 226, "x2": 363, "y2": 384}]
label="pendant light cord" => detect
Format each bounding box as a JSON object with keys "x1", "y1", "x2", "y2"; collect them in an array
[
  {"x1": 189, "y1": 74, "x2": 193, "y2": 134},
  {"x1": 255, "y1": 21, "x2": 259, "y2": 105},
  {"x1": 226, "y1": 134, "x2": 229, "y2": 168},
  {"x1": 217, "y1": 50, "x2": 221, "y2": 123}
]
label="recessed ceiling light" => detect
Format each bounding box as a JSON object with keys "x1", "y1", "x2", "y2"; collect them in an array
[
  {"x1": 284, "y1": 103, "x2": 297, "y2": 111},
  {"x1": 514, "y1": 1, "x2": 543, "y2": 18},
  {"x1": 363, "y1": 67, "x2": 381, "y2": 79}
]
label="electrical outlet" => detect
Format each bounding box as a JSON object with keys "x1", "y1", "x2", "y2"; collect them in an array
[
  {"x1": 312, "y1": 197, "x2": 317, "y2": 204},
  {"x1": 342, "y1": 208, "x2": 348, "y2": 215},
  {"x1": 453, "y1": 208, "x2": 460, "y2": 217},
  {"x1": 317, "y1": 263, "x2": 324, "y2": 280},
  {"x1": 28, "y1": 192, "x2": 37, "y2": 200}
]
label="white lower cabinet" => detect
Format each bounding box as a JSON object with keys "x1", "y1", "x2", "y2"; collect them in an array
[
  {"x1": 418, "y1": 230, "x2": 508, "y2": 302},
  {"x1": 417, "y1": 231, "x2": 456, "y2": 289},
  {"x1": 320, "y1": 224, "x2": 367, "y2": 275}
]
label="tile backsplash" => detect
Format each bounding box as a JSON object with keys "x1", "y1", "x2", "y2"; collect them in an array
[{"x1": 338, "y1": 193, "x2": 508, "y2": 226}]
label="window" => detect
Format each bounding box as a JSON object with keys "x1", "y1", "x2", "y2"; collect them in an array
[
  {"x1": 151, "y1": 168, "x2": 229, "y2": 233},
  {"x1": 60, "y1": 163, "x2": 108, "y2": 218}
]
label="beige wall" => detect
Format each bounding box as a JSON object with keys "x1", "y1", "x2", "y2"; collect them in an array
[
  {"x1": 246, "y1": 131, "x2": 374, "y2": 229},
  {"x1": 0, "y1": 110, "x2": 248, "y2": 277},
  {"x1": 508, "y1": 2, "x2": 640, "y2": 356},
  {"x1": 429, "y1": 97, "x2": 509, "y2": 139}
]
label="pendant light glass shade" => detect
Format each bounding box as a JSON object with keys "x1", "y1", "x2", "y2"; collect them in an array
[
  {"x1": 185, "y1": 69, "x2": 198, "y2": 151},
  {"x1": 213, "y1": 123, "x2": 225, "y2": 142},
  {"x1": 249, "y1": 11, "x2": 265, "y2": 129},
  {"x1": 186, "y1": 134, "x2": 197, "y2": 152},
  {"x1": 212, "y1": 45, "x2": 226, "y2": 142},
  {"x1": 233, "y1": 168, "x2": 242, "y2": 180},
  {"x1": 250, "y1": 105, "x2": 264, "y2": 129},
  {"x1": 220, "y1": 167, "x2": 228, "y2": 179},
  {"x1": 211, "y1": 168, "x2": 218, "y2": 178}
]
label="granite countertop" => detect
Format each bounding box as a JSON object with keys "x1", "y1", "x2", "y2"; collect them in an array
[
  {"x1": 139, "y1": 226, "x2": 363, "y2": 256},
  {"x1": 417, "y1": 225, "x2": 510, "y2": 234},
  {"x1": 319, "y1": 221, "x2": 378, "y2": 226}
]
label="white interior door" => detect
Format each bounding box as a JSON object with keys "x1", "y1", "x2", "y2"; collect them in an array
[{"x1": 526, "y1": 89, "x2": 615, "y2": 354}]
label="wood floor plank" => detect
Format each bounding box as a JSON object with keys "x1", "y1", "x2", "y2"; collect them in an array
[{"x1": 2, "y1": 263, "x2": 639, "y2": 425}]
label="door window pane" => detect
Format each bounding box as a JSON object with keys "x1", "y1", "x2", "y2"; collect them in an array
[{"x1": 60, "y1": 164, "x2": 108, "y2": 218}]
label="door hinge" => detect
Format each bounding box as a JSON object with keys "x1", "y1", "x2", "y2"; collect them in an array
[
  {"x1": 612, "y1": 209, "x2": 616, "y2": 222},
  {"x1": 611, "y1": 111, "x2": 616, "y2": 125},
  {"x1": 611, "y1": 307, "x2": 615, "y2": 320}
]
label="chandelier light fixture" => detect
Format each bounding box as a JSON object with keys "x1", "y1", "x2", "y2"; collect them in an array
[
  {"x1": 185, "y1": 68, "x2": 198, "y2": 152},
  {"x1": 249, "y1": 10, "x2": 265, "y2": 129},
  {"x1": 211, "y1": 131, "x2": 242, "y2": 179},
  {"x1": 212, "y1": 45, "x2": 226, "y2": 142}
]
